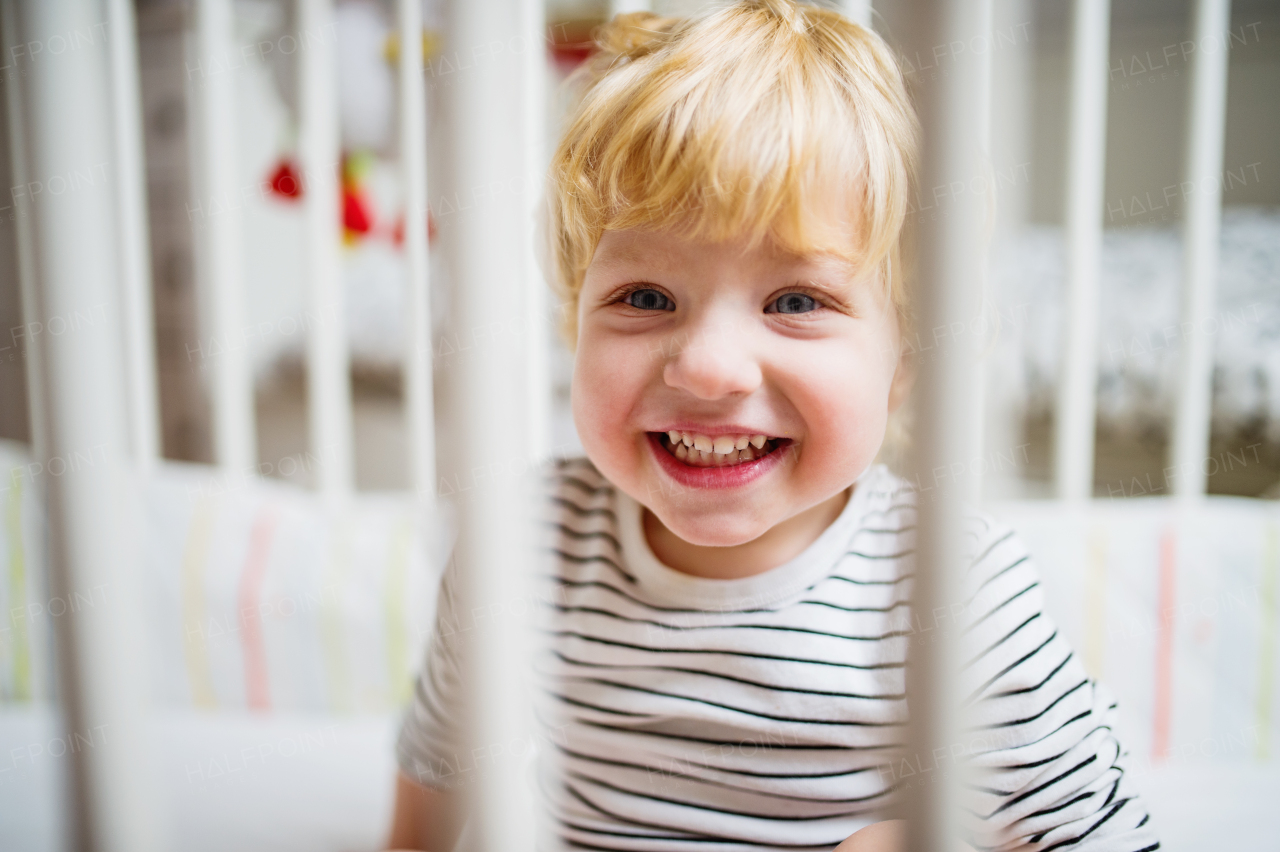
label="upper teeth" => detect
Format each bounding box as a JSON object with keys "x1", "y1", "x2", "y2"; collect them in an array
[{"x1": 666, "y1": 430, "x2": 771, "y2": 455}]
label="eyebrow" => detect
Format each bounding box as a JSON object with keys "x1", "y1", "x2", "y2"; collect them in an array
[{"x1": 797, "y1": 271, "x2": 856, "y2": 294}]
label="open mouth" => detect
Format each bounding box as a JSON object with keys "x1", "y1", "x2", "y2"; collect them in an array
[{"x1": 651, "y1": 430, "x2": 787, "y2": 468}]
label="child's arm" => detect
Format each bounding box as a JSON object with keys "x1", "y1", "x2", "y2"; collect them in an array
[
  {"x1": 389, "y1": 553, "x2": 469, "y2": 850},
  {"x1": 834, "y1": 821, "x2": 978, "y2": 852},
  {"x1": 385, "y1": 770, "x2": 463, "y2": 851},
  {"x1": 958, "y1": 520, "x2": 1158, "y2": 850},
  {"x1": 835, "y1": 820, "x2": 905, "y2": 852}
]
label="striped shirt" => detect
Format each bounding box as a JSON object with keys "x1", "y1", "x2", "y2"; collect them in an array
[{"x1": 397, "y1": 458, "x2": 1159, "y2": 851}]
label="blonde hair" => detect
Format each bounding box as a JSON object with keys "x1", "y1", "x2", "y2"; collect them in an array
[{"x1": 546, "y1": 0, "x2": 919, "y2": 348}]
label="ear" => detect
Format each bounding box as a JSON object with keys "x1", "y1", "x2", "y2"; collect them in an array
[{"x1": 886, "y1": 338, "x2": 915, "y2": 415}]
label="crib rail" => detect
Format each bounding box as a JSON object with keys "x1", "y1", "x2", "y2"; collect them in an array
[
  {"x1": 398, "y1": 0, "x2": 437, "y2": 499},
  {"x1": 298, "y1": 0, "x2": 355, "y2": 496},
  {"x1": 438, "y1": 0, "x2": 546, "y2": 841},
  {"x1": 1172, "y1": 0, "x2": 1232, "y2": 499},
  {"x1": 193, "y1": 0, "x2": 256, "y2": 475},
  {"x1": 5, "y1": 1, "x2": 162, "y2": 849},
  {"x1": 897, "y1": 0, "x2": 989, "y2": 844},
  {"x1": 1056, "y1": 0, "x2": 1111, "y2": 502},
  {"x1": 109, "y1": 0, "x2": 161, "y2": 469},
  {"x1": 1, "y1": 0, "x2": 1240, "y2": 848}
]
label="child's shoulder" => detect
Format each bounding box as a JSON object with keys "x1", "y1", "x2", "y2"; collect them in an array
[
  {"x1": 860, "y1": 465, "x2": 1035, "y2": 577},
  {"x1": 542, "y1": 456, "x2": 617, "y2": 518},
  {"x1": 545, "y1": 455, "x2": 612, "y2": 493}
]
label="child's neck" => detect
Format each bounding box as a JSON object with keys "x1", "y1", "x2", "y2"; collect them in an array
[{"x1": 642, "y1": 488, "x2": 851, "y2": 580}]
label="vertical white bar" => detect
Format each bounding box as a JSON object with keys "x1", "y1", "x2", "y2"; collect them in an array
[
  {"x1": 899, "y1": 0, "x2": 986, "y2": 849},
  {"x1": 968, "y1": 0, "x2": 994, "y2": 502},
  {"x1": 609, "y1": 0, "x2": 652, "y2": 17},
  {"x1": 1, "y1": 2, "x2": 46, "y2": 464},
  {"x1": 18, "y1": 0, "x2": 162, "y2": 848},
  {"x1": 193, "y1": 0, "x2": 256, "y2": 471},
  {"x1": 298, "y1": 0, "x2": 354, "y2": 496},
  {"x1": 1171, "y1": 0, "x2": 1232, "y2": 499},
  {"x1": 982, "y1": 0, "x2": 1034, "y2": 499},
  {"x1": 108, "y1": 0, "x2": 162, "y2": 466},
  {"x1": 523, "y1": 0, "x2": 551, "y2": 461},
  {"x1": 840, "y1": 0, "x2": 873, "y2": 28},
  {"x1": 1054, "y1": 0, "x2": 1111, "y2": 501},
  {"x1": 444, "y1": 0, "x2": 539, "y2": 845},
  {"x1": 399, "y1": 0, "x2": 438, "y2": 498}
]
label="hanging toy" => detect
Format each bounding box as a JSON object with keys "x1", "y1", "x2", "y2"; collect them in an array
[
  {"x1": 548, "y1": 18, "x2": 598, "y2": 74},
  {"x1": 342, "y1": 151, "x2": 376, "y2": 244},
  {"x1": 267, "y1": 157, "x2": 304, "y2": 201}
]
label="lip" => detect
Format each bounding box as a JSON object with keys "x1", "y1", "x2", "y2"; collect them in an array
[{"x1": 645, "y1": 432, "x2": 790, "y2": 491}]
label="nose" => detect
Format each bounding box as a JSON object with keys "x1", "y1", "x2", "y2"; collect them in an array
[{"x1": 662, "y1": 320, "x2": 763, "y2": 401}]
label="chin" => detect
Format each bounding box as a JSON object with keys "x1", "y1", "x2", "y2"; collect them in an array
[{"x1": 649, "y1": 505, "x2": 771, "y2": 548}]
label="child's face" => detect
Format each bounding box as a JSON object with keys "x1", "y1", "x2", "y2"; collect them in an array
[{"x1": 572, "y1": 227, "x2": 907, "y2": 548}]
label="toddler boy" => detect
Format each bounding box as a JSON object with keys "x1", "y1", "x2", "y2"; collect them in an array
[{"x1": 389, "y1": 2, "x2": 1158, "y2": 850}]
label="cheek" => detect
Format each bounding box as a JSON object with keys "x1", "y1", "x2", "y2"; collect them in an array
[
  {"x1": 571, "y1": 331, "x2": 647, "y2": 458},
  {"x1": 784, "y1": 338, "x2": 895, "y2": 461}
]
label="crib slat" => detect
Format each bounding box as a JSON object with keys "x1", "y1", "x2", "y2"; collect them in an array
[
  {"x1": 523, "y1": 0, "x2": 551, "y2": 462},
  {"x1": 398, "y1": 0, "x2": 437, "y2": 499},
  {"x1": 1055, "y1": 0, "x2": 1111, "y2": 501},
  {"x1": 840, "y1": 0, "x2": 873, "y2": 28},
  {"x1": 443, "y1": 0, "x2": 542, "y2": 844},
  {"x1": 108, "y1": 0, "x2": 161, "y2": 466},
  {"x1": 968, "y1": 0, "x2": 995, "y2": 501},
  {"x1": 897, "y1": 0, "x2": 987, "y2": 847},
  {"x1": 299, "y1": 0, "x2": 355, "y2": 496},
  {"x1": 194, "y1": 0, "x2": 256, "y2": 472},
  {"x1": 609, "y1": 0, "x2": 652, "y2": 16},
  {"x1": 1, "y1": 3, "x2": 46, "y2": 462},
  {"x1": 1171, "y1": 0, "x2": 1232, "y2": 499},
  {"x1": 14, "y1": 0, "x2": 162, "y2": 847}
]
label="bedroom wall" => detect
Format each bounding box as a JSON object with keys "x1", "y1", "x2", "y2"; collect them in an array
[{"x1": 1028, "y1": 0, "x2": 1280, "y2": 228}]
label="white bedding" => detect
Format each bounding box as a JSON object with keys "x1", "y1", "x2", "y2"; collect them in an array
[
  {"x1": 0, "y1": 705, "x2": 397, "y2": 852},
  {"x1": 989, "y1": 208, "x2": 1280, "y2": 441},
  {"x1": 3, "y1": 442, "x2": 1280, "y2": 849},
  {"x1": 3, "y1": 704, "x2": 1278, "y2": 851}
]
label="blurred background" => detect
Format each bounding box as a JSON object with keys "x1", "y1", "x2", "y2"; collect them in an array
[{"x1": 1, "y1": 0, "x2": 1278, "y2": 849}]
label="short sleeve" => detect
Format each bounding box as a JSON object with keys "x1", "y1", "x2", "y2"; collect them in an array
[
  {"x1": 395, "y1": 463, "x2": 554, "y2": 792},
  {"x1": 395, "y1": 552, "x2": 469, "y2": 791},
  {"x1": 958, "y1": 519, "x2": 1160, "y2": 852}
]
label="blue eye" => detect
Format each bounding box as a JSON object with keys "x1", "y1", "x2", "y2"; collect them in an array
[
  {"x1": 625, "y1": 288, "x2": 674, "y2": 311},
  {"x1": 771, "y1": 292, "x2": 818, "y2": 314}
]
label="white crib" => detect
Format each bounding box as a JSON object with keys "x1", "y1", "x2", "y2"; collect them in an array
[{"x1": 0, "y1": 0, "x2": 1277, "y2": 850}]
